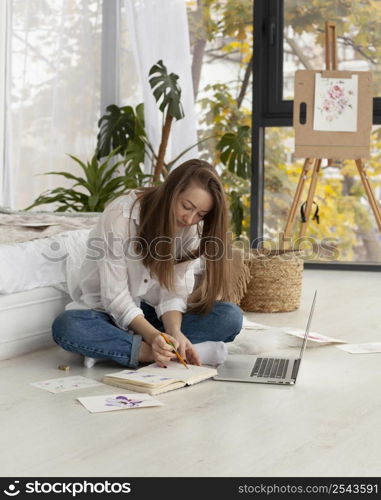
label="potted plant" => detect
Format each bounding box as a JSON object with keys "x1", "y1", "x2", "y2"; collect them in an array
[{"x1": 27, "y1": 59, "x2": 250, "y2": 223}]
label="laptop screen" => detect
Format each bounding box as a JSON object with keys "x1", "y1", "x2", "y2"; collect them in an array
[{"x1": 298, "y1": 290, "x2": 317, "y2": 360}]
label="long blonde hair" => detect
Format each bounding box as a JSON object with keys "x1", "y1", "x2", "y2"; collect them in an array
[{"x1": 133, "y1": 159, "x2": 231, "y2": 314}]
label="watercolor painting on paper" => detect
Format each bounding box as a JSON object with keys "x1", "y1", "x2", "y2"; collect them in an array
[
  {"x1": 31, "y1": 376, "x2": 102, "y2": 393},
  {"x1": 313, "y1": 74, "x2": 358, "y2": 132},
  {"x1": 76, "y1": 393, "x2": 164, "y2": 413}
]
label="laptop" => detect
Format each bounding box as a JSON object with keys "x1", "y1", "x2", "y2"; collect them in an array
[{"x1": 214, "y1": 291, "x2": 317, "y2": 385}]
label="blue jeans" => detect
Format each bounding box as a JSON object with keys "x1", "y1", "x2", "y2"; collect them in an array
[{"x1": 52, "y1": 301, "x2": 243, "y2": 368}]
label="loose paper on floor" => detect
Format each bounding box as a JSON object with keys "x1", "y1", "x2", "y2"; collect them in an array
[
  {"x1": 336, "y1": 342, "x2": 381, "y2": 354},
  {"x1": 242, "y1": 318, "x2": 272, "y2": 330},
  {"x1": 31, "y1": 375, "x2": 102, "y2": 393},
  {"x1": 281, "y1": 327, "x2": 346, "y2": 344},
  {"x1": 77, "y1": 393, "x2": 164, "y2": 413},
  {"x1": 242, "y1": 317, "x2": 345, "y2": 345}
]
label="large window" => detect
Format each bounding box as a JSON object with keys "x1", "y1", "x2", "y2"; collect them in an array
[
  {"x1": 4, "y1": 0, "x2": 254, "y2": 235},
  {"x1": 264, "y1": 127, "x2": 381, "y2": 263},
  {"x1": 253, "y1": 0, "x2": 381, "y2": 268}
]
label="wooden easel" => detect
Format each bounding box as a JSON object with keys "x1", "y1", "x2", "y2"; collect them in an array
[{"x1": 282, "y1": 21, "x2": 381, "y2": 247}]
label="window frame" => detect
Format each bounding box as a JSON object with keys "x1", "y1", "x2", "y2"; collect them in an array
[
  {"x1": 251, "y1": 0, "x2": 381, "y2": 270},
  {"x1": 101, "y1": 0, "x2": 120, "y2": 113}
]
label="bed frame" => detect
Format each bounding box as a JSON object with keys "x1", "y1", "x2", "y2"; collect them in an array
[{"x1": 0, "y1": 286, "x2": 70, "y2": 360}]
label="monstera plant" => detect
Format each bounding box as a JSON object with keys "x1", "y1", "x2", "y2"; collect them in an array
[
  {"x1": 148, "y1": 60, "x2": 185, "y2": 182},
  {"x1": 96, "y1": 60, "x2": 186, "y2": 185}
]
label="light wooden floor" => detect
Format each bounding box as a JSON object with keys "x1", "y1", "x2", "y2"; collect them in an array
[{"x1": 1, "y1": 269, "x2": 381, "y2": 477}]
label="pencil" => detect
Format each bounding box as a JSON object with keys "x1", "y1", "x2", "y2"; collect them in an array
[{"x1": 160, "y1": 333, "x2": 189, "y2": 369}]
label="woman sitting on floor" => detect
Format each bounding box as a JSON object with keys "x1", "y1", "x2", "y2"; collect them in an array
[{"x1": 52, "y1": 159, "x2": 243, "y2": 368}]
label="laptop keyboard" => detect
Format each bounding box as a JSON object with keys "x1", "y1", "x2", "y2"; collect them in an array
[{"x1": 250, "y1": 358, "x2": 290, "y2": 379}]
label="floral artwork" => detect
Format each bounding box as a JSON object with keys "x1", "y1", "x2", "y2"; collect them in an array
[
  {"x1": 105, "y1": 395, "x2": 144, "y2": 408},
  {"x1": 77, "y1": 393, "x2": 164, "y2": 413},
  {"x1": 313, "y1": 74, "x2": 358, "y2": 132}
]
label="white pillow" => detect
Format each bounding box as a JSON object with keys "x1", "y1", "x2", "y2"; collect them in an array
[{"x1": 0, "y1": 229, "x2": 91, "y2": 295}]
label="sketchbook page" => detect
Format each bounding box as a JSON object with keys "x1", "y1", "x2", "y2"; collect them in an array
[
  {"x1": 77, "y1": 393, "x2": 164, "y2": 413},
  {"x1": 336, "y1": 342, "x2": 381, "y2": 354},
  {"x1": 313, "y1": 74, "x2": 358, "y2": 132},
  {"x1": 138, "y1": 361, "x2": 217, "y2": 384},
  {"x1": 103, "y1": 369, "x2": 179, "y2": 388}
]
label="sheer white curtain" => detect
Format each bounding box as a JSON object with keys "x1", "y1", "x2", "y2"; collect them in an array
[
  {"x1": 0, "y1": 0, "x2": 12, "y2": 207},
  {"x1": 6, "y1": 0, "x2": 103, "y2": 210},
  {"x1": 121, "y1": 0, "x2": 198, "y2": 173}
]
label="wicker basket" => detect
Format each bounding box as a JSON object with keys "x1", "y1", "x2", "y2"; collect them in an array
[{"x1": 239, "y1": 249, "x2": 304, "y2": 313}]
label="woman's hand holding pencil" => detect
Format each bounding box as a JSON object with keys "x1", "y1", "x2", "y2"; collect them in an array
[
  {"x1": 169, "y1": 331, "x2": 201, "y2": 367},
  {"x1": 160, "y1": 333, "x2": 189, "y2": 369},
  {"x1": 151, "y1": 331, "x2": 201, "y2": 368},
  {"x1": 151, "y1": 333, "x2": 181, "y2": 368}
]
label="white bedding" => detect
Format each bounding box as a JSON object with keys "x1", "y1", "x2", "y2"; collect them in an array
[
  {"x1": 0, "y1": 224, "x2": 95, "y2": 359},
  {"x1": 0, "y1": 229, "x2": 91, "y2": 294}
]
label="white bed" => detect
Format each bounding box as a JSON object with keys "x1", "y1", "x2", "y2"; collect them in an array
[
  {"x1": 0, "y1": 214, "x2": 98, "y2": 360},
  {"x1": 0, "y1": 286, "x2": 71, "y2": 360}
]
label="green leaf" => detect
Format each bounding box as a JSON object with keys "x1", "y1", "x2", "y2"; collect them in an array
[
  {"x1": 101, "y1": 176, "x2": 127, "y2": 196},
  {"x1": 124, "y1": 135, "x2": 146, "y2": 171},
  {"x1": 44, "y1": 168, "x2": 92, "y2": 192},
  {"x1": 217, "y1": 126, "x2": 251, "y2": 179},
  {"x1": 88, "y1": 194, "x2": 100, "y2": 212},
  {"x1": 65, "y1": 154, "x2": 88, "y2": 173},
  {"x1": 85, "y1": 155, "x2": 100, "y2": 191},
  {"x1": 134, "y1": 103, "x2": 146, "y2": 137},
  {"x1": 25, "y1": 190, "x2": 74, "y2": 211},
  {"x1": 97, "y1": 104, "x2": 136, "y2": 159},
  {"x1": 99, "y1": 159, "x2": 125, "y2": 187},
  {"x1": 148, "y1": 60, "x2": 185, "y2": 120},
  {"x1": 229, "y1": 191, "x2": 244, "y2": 237}
]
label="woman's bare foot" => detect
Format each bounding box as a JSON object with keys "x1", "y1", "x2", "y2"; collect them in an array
[{"x1": 138, "y1": 341, "x2": 154, "y2": 363}]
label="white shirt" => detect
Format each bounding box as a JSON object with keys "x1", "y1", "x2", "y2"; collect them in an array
[{"x1": 66, "y1": 190, "x2": 201, "y2": 330}]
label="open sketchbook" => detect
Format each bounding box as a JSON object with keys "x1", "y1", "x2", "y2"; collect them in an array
[{"x1": 103, "y1": 362, "x2": 217, "y2": 395}]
